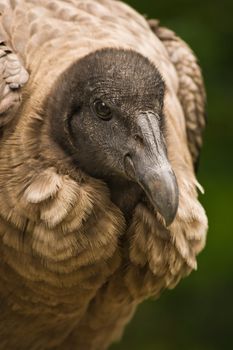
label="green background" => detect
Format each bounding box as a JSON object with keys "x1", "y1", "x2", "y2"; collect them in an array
[{"x1": 111, "y1": 1, "x2": 233, "y2": 349}]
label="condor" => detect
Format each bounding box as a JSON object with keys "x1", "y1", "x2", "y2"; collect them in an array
[{"x1": 0, "y1": 1, "x2": 208, "y2": 349}]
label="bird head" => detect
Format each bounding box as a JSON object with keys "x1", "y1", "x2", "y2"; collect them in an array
[{"x1": 48, "y1": 48, "x2": 179, "y2": 226}]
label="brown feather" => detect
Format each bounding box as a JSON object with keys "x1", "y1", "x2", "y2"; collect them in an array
[
  {"x1": 0, "y1": 1, "x2": 208, "y2": 349},
  {"x1": 149, "y1": 20, "x2": 206, "y2": 169}
]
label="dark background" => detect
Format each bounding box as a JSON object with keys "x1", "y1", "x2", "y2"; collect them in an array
[{"x1": 111, "y1": 1, "x2": 233, "y2": 349}]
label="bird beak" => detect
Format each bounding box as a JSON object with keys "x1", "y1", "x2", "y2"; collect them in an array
[
  {"x1": 138, "y1": 165, "x2": 178, "y2": 226},
  {"x1": 124, "y1": 114, "x2": 179, "y2": 226}
]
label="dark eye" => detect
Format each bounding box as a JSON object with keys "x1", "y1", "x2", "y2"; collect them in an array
[{"x1": 93, "y1": 99, "x2": 112, "y2": 120}]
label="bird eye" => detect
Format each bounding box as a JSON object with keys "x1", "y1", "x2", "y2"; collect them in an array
[{"x1": 93, "y1": 99, "x2": 112, "y2": 120}]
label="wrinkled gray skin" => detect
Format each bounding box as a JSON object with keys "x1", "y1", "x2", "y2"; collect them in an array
[{"x1": 48, "y1": 48, "x2": 178, "y2": 225}]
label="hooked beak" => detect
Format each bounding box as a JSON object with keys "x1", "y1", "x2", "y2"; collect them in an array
[
  {"x1": 138, "y1": 163, "x2": 178, "y2": 226},
  {"x1": 124, "y1": 114, "x2": 179, "y2": 226}
]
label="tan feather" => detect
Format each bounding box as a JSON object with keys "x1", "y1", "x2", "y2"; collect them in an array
[
  {"x1": 0, "y1": 1, "x2": 208, "y2": 349},
  {"x1": 150, "y1": 21, "x2": 206, "y2": 168}
]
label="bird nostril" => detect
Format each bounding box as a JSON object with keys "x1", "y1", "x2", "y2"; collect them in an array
[{"x1": 133, "y1": 134, "x2": 144, "y2": 145}]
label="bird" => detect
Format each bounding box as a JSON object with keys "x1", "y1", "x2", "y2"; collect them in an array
[{"x1": 0, "y1": 0, "x2": 208, "y2": 349}]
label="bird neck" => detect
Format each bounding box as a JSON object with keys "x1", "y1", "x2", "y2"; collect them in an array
[{"x1": 106, "y1": 177, "x2": 143, "y2": 221}]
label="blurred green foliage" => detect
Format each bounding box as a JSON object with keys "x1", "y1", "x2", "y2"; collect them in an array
[{"x1": 111, "y1": 1, "x2": 233, "y2": 349}]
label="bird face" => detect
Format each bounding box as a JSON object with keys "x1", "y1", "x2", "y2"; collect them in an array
[{"x1": 48, "y1": 49, "x2": 179, "y2": 225}]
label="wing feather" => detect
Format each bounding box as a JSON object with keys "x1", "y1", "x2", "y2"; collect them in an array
[
  {"x1": 149, "y1": 20, "x2": 206, "y2": 170},
  {"x1": 0, "y1": 3, "x2": 29, "y2": 127}
]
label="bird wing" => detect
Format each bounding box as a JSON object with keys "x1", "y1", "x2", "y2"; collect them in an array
[
  {"x1": 149, "y1": 20, "x2": 206, "y2": 171},
  {"x1": 0, "y1": 3, "x2": 29, "y2": 128}
]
